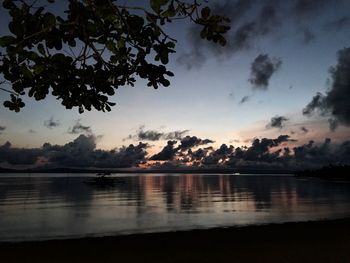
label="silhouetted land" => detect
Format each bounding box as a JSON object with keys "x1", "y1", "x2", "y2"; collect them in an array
[
  {"x1": 295, "y1": 165, "x2": 350, "y2": 180},
  {"x1": 0, "y1": 166, "x2": 292, "y2": 174},
  {"x1": 1, "y1": 218, "x2": 349, "y2": 263}
]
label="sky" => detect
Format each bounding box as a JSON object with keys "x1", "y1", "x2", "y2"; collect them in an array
[{"x1": 0, "y1": 0, "x2": 350, "y2": 170}]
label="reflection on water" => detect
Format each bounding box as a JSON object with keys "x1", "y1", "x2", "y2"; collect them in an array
[{"x1": 0, "y1": 173, "x2": 350, "y2": 241}]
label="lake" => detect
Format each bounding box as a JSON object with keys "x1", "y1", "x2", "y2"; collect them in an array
[{"x1": 0, "y1": 173, "x2": 350, "y2": 242}]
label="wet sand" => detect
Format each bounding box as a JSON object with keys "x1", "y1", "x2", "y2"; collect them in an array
[{"x1": 1, "y1": 218, "x2": 350, "y2": 263}]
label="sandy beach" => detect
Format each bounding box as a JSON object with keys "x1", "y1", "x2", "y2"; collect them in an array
[{"x1": 1, "y1": 218, "x2": 349, "y2": 263}]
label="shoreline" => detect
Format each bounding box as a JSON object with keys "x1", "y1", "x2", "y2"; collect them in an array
[
  {"x1": 0, "y1": 167, "x2": 293, "y2": 174},
  {"x1": 1, "y1": 218, "x2": 350, "y2": 262}
]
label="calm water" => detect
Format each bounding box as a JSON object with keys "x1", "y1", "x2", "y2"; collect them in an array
[{"x1": 0, "y1": 173, "x2": 350, "y2": 241}]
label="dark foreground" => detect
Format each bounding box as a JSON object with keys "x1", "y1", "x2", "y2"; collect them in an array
[{"x1": 1, "y1": 219, "x2": 350, "y2": 263}]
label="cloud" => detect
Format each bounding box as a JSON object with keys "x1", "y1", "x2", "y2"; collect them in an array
[
  {"x1": 249, "y1": 54, "x2": 282, "y2": 89},
  {"x1": 201, "y1": 144, "x2": 235, "y2": 166},
  {"x1": 131, "y1": 126, "x2": 163, "y2": 141},
  {"x1": 325, "y1": 48, "x2": 350, "y2": 125},
  {"x1": 302, "y1": 92, "x2": 327, "y2": 115},
  {"x1": 46, "y1": 135, "x2": 148, "y2": 168},
  {"x1": 178, "y1": 0, "x2": 348, "y2": 69},
  {"x1": 267, "y1": 116, "x2": 289, "y2": 129},
  {"x1": 245, "y1": 135, "x2": 294, "y2": 157},
  {"x1": 44, "y1": 117, "x2": 60, "y2": 129},
  {"x1": 1, "y1": 134, "x2": 349, "y2": 170},
  {"x1": 177, "y1": 0, "x2": 275, "y2": 67},
  {"x1": 301, "y1": 28, "x2": 315, "y2": 44},
  {"x1": 239, "y1": 95, "x2": 250, "y2": 104},
  {"x1": 164, "y1": 130, "x2": 190, "y2": 140},
  {"x1": 232, "y1": 4, "x2": 278, "y2": 49},
  {"x1": 176, "y1": 50, "x2": 206, "y2": 70},
  {"x1": 194, "y1": 135, "x2": 297, "y2": 169},
  {"x1": 0, "y1": 125, "x2": 6, "y2": 134},
  {"x1": 149, "y1": 135, "x2": 214, "y2": 161},
  {"x1": 324, "y1": 16, "x2": 350, "y2": 30},
  {"x1": 188, "y1": 147, "x2": 211, "y2": 161},
  {"x1": 293, "y1": 138, "x2": 332, "y2": 163},
  {"x1": 217, "y1": 2, "x2": 279, "y2": 52},
  {"x1": 294, "y1": 0, "x2": 328, "y2": 15},
  {"x1": 0, "y1": 134, "x2": 148, "y2": 168},
  {"x1": 177, "y1": 136, "x2": 214, "y2": 151},
  {"x1": 303, "y1": 47, "x2": 350, "y2": 130},
  {"x1": 125, "y1": 126, "x2": 189, "y2": 141},
  {"x1": 68, "y1": 119, "x2": 92, "y2": 134},
  {"x1": 150, "y1": 140, "x2": 177, "y2": 161},
  {"x1": 0, "y1": 141, "x2": 41, "y2": 165}
]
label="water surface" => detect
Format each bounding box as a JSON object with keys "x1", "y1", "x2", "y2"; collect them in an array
[{"x1": 0, "y1": 173, "x2": 350, "y2": 241}]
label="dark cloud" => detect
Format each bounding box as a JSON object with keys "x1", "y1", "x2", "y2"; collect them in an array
[
  {"x1": 0, "y1": 125, "x2": 6, "y2": 134},
  {"x1": 0, "y1": 135, "x2": 148, "y2": 168},
  {"x1": 300, "y1": 126, "x2": 309, "y2": 133},
  {"x1": 303, "y1": 47, "x2": 350, "y2": 130},
  {"x1": 68, "y1": 119, "x2": 92, "y2": 134},
  {"x1": 244, "y1": 135, "x2": 294, "y2": 159},
  {"x1": 0, "y1": 141, "x2": 41, "y2": 165},
  {"x1": 188, "y1": 147, "x2": 211, "y2": 162},
  {"x1": 325, "y1": 16, "x2": 350, "y2": 30},
  {"x1": 190, "y1": 135, "x2": 298, "y2": 169},
  {"x1": 125, "y1": 126, "x2": 189, "y2": 141},
  {"x1": 290, "y1": 138, "x2": 350, "y2": 169},
  {"x1": 47, "y1": 135, "x2": 148, "y2": 168},
  {"x1": 1, "y1": 134, "x2": 349, "y2": 170},
  {"x1": 222, "y1": 2, "x2": 279, "y2": 52},
  {"x1": 164, "y1": 130, "x2": 190, "y2": 140},
  {"x1": 178, "y1": 0, "x2": 347, "y2": 68},
  {"x1": 294, "y1": 0, "x2": 327, "y2": 15},
  {"x1": 267, "y1": 116, "x2": 288, "y2": 129},
  {"x1": 302, "y1": 92, "x2": 327, "y2": 116},
  {"x1": 211, "y1": 0, "x2": 253, "y2": 24},
  {"x1": 149, "y1": 135, "x2": 214, "y2": 161},
  {"x1": 326, "y1": 48, "x2": 350, "y2": 125},
  {"x1": 201, "y1": 144, "x2": 235, "y2": 166},
  {"x1": 177, "y1": 0, "x2": 274, "y2": 67},
  {"x1": 177, "y1": 0, "x2": 350, "y2": 78},
  {"x1": 150, "y1": 140, "x2": 177, "y2": 161},
  {"x1": 176, "y1": 50, "x2": 206, "y2": 70},
  {"x1": 301, "y1": 28, "x2": 315, "y2": 44},
  {"x1": 232, "y1": 22, "x2": 257, "y2": 50},
  {"x1": 134, "y1": 127, "x2": 162, "y2": 141},
  {"x1": 177, "y1": 136, "x2": 214, "y2": 151},
  {"x1": 249, "y1": 54, "x2": 282, "y2": 89},
  {"x1": 44, "y1": 117, "x2": 60, "y2": 129},
  {"x1": 293, "y1": 138, "x2": 331, "y2": 163},
  {"x1": 103, "y1": 142, "x2": 148, "y2": 168},
  {"x1": 239, "y1": 95, "x2": 250, "y2": 104}
]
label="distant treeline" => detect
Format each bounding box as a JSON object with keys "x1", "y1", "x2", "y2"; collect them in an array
[
  {"x1": 295, "y1": 165, "x2": 350, "y2": 180},
  {"x1": 0, "y1": 167, "x2": 292, "y2": 175}
]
